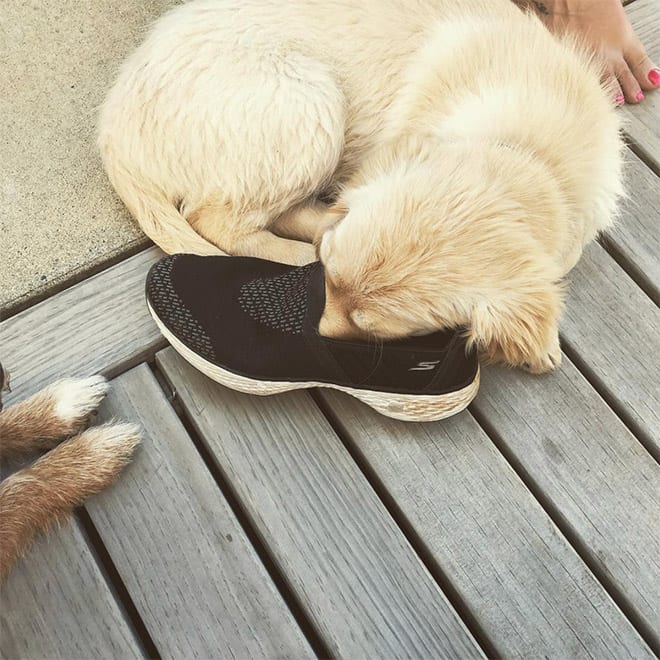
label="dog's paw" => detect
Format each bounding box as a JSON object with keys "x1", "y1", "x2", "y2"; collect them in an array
[
  {"x1": 40, "y1": 422, "x2": 141, "y2": 504},
  {"x1": 84, "y1": 422, "x2": 141, "y2": 464},
  {"x1": 50, "y1": 375, "x2": 109, "y2": 433},
  {"x1": 77, "y1": 422, "x2": 141, "y2": 488},
  {"x1": 289, "y1": 242, "x2": 317, "y2": 266},
  {"x1": 522, "y1": 335, "x2": 562, "y2": 374}
]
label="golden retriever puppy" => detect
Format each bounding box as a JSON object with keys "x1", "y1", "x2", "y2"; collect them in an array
[{"x1": 99, "y1": 0, "x2": 623, "y2": 372}]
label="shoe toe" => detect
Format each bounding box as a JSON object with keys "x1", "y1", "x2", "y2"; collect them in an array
[{"x1": 146, "y1": 255, "x2": 216, "y2": 363}]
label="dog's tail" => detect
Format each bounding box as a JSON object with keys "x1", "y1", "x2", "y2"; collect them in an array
[{"x1": 103, "y1": 158, "x2": 226, "y2": 256}]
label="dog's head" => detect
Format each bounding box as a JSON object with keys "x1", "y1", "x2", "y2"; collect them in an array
[{"x1": 317, "y1": 152, "x2": 563, "y2": 367}]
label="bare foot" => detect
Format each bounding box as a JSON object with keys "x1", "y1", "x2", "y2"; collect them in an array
[{"x1": 520, "y1": 0, "x2": 660, "y2": 104}]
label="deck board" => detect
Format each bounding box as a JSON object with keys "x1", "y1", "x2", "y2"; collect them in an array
[
  {"x1": 0, "y1": 521, "x2": 142, "y2": 660},
  {"x1": 157, "y1": 348, "x2": 485, "y2": 660},
  {"x1": 86, "y1": 364, "x2": 314, "y2": 659},
  {"x1": 318, "y1": 391, "x2": 654, "y2": 659},
  {"x1": 472, "y1": 358, "x2": 660, "y2": 648},
  {"x1": 561, "y1": 242, "x2": 660, "y2": 457},
  {"x1": 625, "y1": 0, "x2": 660, "y2": 171},
  {"x1": 602, "y1": 149, "x2": 660, "y2": 302},
  {"x1": 0, "y1": 247, "x2": 164, "y2": 406}
]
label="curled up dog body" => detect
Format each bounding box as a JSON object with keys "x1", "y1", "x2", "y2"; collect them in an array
[{"x1": 98, "y1": 0, "x2": 624, "y2": 373}]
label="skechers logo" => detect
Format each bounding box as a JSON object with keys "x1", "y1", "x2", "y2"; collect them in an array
[{"x1": 409, "y1": 360, "x2": 441, "y2": 371}]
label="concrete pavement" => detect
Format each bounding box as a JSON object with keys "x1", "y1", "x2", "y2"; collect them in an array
[{"x1": 1, "y1": 0, "x2": 178, "y2": 315}]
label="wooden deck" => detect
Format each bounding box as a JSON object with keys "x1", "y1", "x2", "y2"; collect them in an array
[{"x1": 1, "y1": 2, "x2": 659, "y2": 657}]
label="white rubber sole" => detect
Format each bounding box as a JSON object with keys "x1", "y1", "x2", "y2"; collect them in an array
[{"x1": 149, "y1": 303, "x2": 480, "y2": 422}]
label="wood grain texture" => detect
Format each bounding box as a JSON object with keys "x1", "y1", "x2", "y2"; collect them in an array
[
  {"x1": 562, "y1": 242, "x2": 660, "y2": 457},
  {"x1": 0, "y1": 519, "x2": 141, "y2": 660},
  {"x1": 0, "y1": 247, "x2": 164, "y2": 407},
  {"x1": 157, "y1": 348, "x2": 484, "y2": 660},
  {"x1": 625, "y1": 0, "x2": 660, "y2": 170},
  {"x1": 86, "y1": 364, "x2": 314, "y2": 660},
  {"x1": 318, "y1": 390, "x2": 653, "y2": 659},
  {"x1": 602, "y1": 149, "x2": 660, "y2": 303},
  {"x1": 472, "y1": 358, "x2": 660, "y2": 649}
]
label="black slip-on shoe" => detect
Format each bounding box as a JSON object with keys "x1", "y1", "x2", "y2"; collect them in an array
[{"x1": 146, "y1": 254, "x2": 480, "y2": 422}]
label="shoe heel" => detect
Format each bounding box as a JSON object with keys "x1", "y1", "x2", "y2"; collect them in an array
[{"x1": 341, "y1": 368, "x2": 480, "y2": 422}]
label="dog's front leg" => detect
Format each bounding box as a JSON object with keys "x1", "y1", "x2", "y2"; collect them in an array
[
  {"x1": 470, "y1": 284, "x2": 563, "y2": 374},
  {"x1": 0, "y1": 376, "x2": 108, "y2": 462},
  {"x1": 0, "y1": 423, "x2": 140, "y2": 580}
]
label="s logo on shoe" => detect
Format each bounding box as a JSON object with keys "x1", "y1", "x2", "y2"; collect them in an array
[{"x1": 409, "y1": 360, "x2": 441, "y2": 371}]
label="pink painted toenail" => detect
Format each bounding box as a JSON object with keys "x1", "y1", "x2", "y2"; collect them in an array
[
  {"x1": 649, "y1": 69, "x2": 660, "y2": 85},
  {"x1": 636, "y1": 91, "x2": 645, "y2": 102},
  {"x1": 615, "y1": 94, "x2": 625, "y2": 105}
]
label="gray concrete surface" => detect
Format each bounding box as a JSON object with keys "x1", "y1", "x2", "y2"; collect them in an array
[{"x1": 0, "y1": 0, "x2": 178, "y2": 316}]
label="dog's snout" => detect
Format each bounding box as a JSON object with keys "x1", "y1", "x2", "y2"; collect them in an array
[{"x1": 319, "y1": 279, "x2": 363, "y2": 339}]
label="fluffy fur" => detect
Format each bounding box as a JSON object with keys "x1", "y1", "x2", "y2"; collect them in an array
[
  {"x1": 0, "y1": 374, "x2": 140, "y2": 580},
  {"x1": 99, "y1": 0, "x2": 624, "y2": 371}
]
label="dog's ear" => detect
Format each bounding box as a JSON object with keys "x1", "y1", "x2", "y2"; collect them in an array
[
  {"x1": 313, "y1": 201, "x2": 349, "y2": 248},
  {"x1": 467, "y1": 281, "x2": 564, "y2": 373}
]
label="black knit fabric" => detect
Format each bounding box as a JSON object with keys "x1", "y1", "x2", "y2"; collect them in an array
[
  {"x1": 238, "y1": 263, "x2": 314, "y2": 335},
  {"x1": 147, "y1": 255, "x2": 216, "y2": 363},
  {"x1": 146, "y1": 254, "x2": 478, "y2": 395}
]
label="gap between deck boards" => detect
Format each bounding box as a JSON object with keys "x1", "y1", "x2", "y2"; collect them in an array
[{"x1": 146, "y1": 361, "x2": 334, "y2": 659}]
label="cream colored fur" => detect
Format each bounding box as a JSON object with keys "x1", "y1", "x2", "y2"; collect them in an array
[{"x1": 99, "y1": 0, "x2": 623, "y2": 372}]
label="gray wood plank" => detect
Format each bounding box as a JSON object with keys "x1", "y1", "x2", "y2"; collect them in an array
[
  {"x1": 87, "y1": 364, "x2": 314, "y2": 660},
  {"x1": 318, "y1": 389, "x2": 653, "y2": 659},
  {"x1": 157, "y1": 348, "x2": 484, "y2": 660},
  {"x1": 602, "y1": 149, "x2": 660, "y2": 303},
  {"x1": 562, "y1": 242, "x2": 660, "y2": 458},
  {"x1": 0, "y1": 247, "x2": 164, "y2": 406},
  {"x1": 625, "y1": 0, "x2": 660, "y2": 171},
  {"x1": 0, "y1": 519, "x2": 141, "y2": 660},
  {"x1": 472, "y1": 357, "x2": 660, "y2": 649}
]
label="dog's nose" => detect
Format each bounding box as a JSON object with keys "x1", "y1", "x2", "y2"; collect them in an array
[{"x1": 319, "y1": 280, "x2": 360, "y2": 339}]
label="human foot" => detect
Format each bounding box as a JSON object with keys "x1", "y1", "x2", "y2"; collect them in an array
[{"x1": 520, "y1": 0, "x2": 660, "y2": 104}]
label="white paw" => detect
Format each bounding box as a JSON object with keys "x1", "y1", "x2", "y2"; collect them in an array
[
  {"x1": 87, "y1": 422, "x2": 142, "y2": 458},
  {"x1": 51, "y1": 375, "x2": 109, "y2": 424},
  {"x1": 523, "y1": 335, "x2": 562, "y2": 374},
  {"x1": 67, "y1": 423, "x2": 141, "y2": 491},
  {"x1": 290, "y1": 243, "x2": 317, "y2": 266}
]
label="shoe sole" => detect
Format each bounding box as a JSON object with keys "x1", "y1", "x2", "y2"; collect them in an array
[{"x1": 149, "y1": 302, "x2": 480, "y2": 422}]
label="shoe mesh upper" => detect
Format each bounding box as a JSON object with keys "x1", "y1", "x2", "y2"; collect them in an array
[
  {"x1": 238, "y1": 263, "x2": 315, "y2": 335},
  {"x1": 147, "y1": 255, "x2": 216, "y2": 362}
]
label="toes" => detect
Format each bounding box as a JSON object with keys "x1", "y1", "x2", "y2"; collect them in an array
[
  {"x1": 56, "y1": 423, "x2": 141, "y2": 497},
  {"x1": 624, "y1": 41, "x2": 660, "y2": 92},
  {"x1": 612, "y1": 57, "x2": 644, "y2": 104},
  {"x1": 82, "y1": 423, "x2": 141, "y2": 485},
  {"x1": 649, "y1": 68, "x2": 660, "y2": 88},
  {"x1": 602, "y1": 68, "x2": 625, "y2": 107},
  {"x1": 85, "y1": 422, "x2": 142, "y2": 462},
  {"x1": 522, "y1": 352, "x2": 561, "y2": 374},
  {"x1": 522, "y1": 336, "x2": 562, "y2": 375},
  {"x1": 51, "y1": 375, "x2": 109, "y2": 430}
]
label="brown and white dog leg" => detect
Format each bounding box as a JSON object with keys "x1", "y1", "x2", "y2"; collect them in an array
[
  {"x1": 0, "y1": 376, "x2": 109, "y2": 462},
  {"x1": 0, "y1": 422, "x2": 140, "y2": 580}
]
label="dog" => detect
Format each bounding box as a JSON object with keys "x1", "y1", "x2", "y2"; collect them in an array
[
  {"x1": 0, "y1": 364, "x2": 140, "y2": 580},
  {"x1": 98, "y1": 0, "x2": 624, "y2": 373}
]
